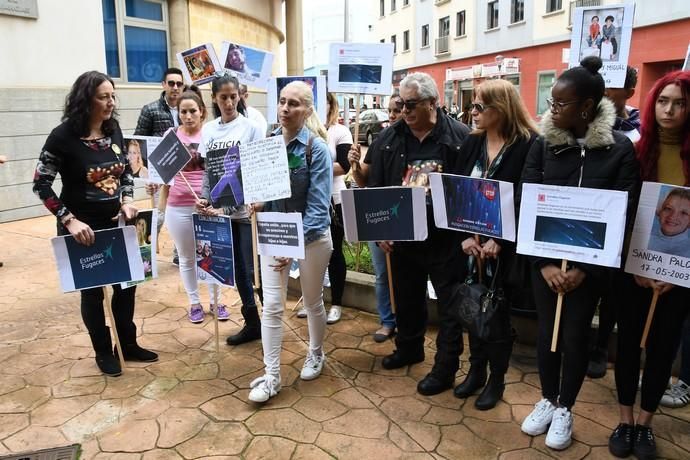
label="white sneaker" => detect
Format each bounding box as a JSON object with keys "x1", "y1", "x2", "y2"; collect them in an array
[
  {"x1": 327, "y1": 305, "x2": 342, "y2": 324},
  {"x1": 660, "y1": 379, "x2": 690, "y2": 408},
  {"x1": 300, "y1": 350, "x2": 326, "y2": 380},
  {"x1": 296, "y1": 307, "x2": 307, "y2": 318},
  {"x1": 545, "y1": 407, "x2": 573, "y2": 450},
  {"x1": 521, "y1": 398, "x2": 557, "y2": 436},
  {"x1": 248, "y1": 374, "x2": 281, "y2": 403}
]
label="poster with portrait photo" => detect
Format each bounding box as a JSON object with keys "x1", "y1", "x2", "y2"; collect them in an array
[
  {"x1": 328, "y1": 42, "x2": 394, "y2": 95},
  {"x1": 123, "y1": 135, "x2": 165, "y2": 185},
  {"x1": 569, "y1": 3, "x2": 635, "y2": 88},
  {"x1": 266, "y1": 76, "x2": 327, "y2": 124},
  {"x1": 119, "y1": 209, "x2": 158, "y2": 289},
  {"x1": 625, "y1": 182, "x2": 690, "y2": 288},
  {"x1": 193, "y1": 213, "x2": 235, "y2": 287},
  {"x1": 219, "y1": 41, "x2": 274, "y2": 90},
  {"x1": 517, "y1": 183, "x2": 628, "y2": 268},
  {"x1": 429, "y1": 173, "x2": 516, "y2": 242},
  {"x1": 177, "y1": 43, "x2": 221, "y2": 86}
]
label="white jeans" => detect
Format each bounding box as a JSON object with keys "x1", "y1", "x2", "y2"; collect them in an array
[
  {"x1": 165, "y1": 205, "x2": 216, "y2": 306},
  {"x1": 260, "y1": 231, "x2": 333, "y2": 376}
]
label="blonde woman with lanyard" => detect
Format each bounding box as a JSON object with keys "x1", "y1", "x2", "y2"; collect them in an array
[{"x1": 249, "y1": 81, "x2": 333, "y2": 403}]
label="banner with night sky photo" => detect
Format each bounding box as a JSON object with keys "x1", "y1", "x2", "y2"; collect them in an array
[
  {"x1": 340, "y1": 186, "x2": 428, "y2": 242},
  {"x1": 51, "y1": 227, "x2": 144, "y2": 292},
  {"x1": 429, "y1": 173, "x2": 516, "y2": 241}
]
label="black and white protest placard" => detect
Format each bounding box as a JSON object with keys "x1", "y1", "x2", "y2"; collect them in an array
[
  {"x1": 569, "y1": 3, "x2": 635, "y2": 88},
  {"x1": 327, "y1": 43, "x2": 394, "y2": 95},
  {"x1": 219, "y1": 41, "x2": 274, "y2": 90},
  {"x1": 147, "y1": 130, "x2": 192, "y2": 185},
  {"x1": 256, "y1": 212, "x2": 305, "y2": 259},
  {"x1": 624, "y1": 182, "x2": 690, "y2": 288},
  {"x1": 119, "y1": 209, "x2": 158, "y2": 289},
  {"x1": 51, "y1": 227, "x2": 144, "y2": 293},
  {"x1": 340, "y1": 186, "x2": 428, "y2": 242},
  {"x1": 517, "y1": 184, "x2": 628, "y2": 268},
  {"x1": 239, "y1": 137, "x2": 291, "y2": 204},
  {"x1": 429, "y1": 173, "x2": 516, "y2": 242}
]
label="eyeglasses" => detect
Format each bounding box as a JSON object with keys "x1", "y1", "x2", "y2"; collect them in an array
[
  {"x1": 166, "y1": 80, "x2": 184, "y2": 88},
  {"x1": 470, "y1": 102, "x2": 492, "y2": 113},
  {"x1": 546, "y1": 97, "x2": 580, "y2": 112},
  {"x1": 394, "y1": 98, "x2": 428, "y2": 111}
]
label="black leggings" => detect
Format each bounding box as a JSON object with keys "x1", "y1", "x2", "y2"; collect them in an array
[
  {"x1": 532, "y1": 266, "x2": 600, "y2": 409},
  {"x1": 327, "y1": 203, "x2": 346, "y2": 305},
  {"x1": 615, "y1": 274, "x2": 690, "y2": 413},
  {"x1": 81, "y1": 285, "x2": 137, "y2": 352}
]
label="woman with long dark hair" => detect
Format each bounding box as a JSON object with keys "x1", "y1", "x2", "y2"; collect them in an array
[
  {"x1": 519, "y1": 57, "x2": 639, "y2": 450},
  {"x1": 608, "y1": 70, "x2": 690, "y2": 460},
  {"x1": 451, "y1": 79, "x2": 538, "y2": 410},
  {"x1": 33, "y1": 71, "x2": 158, "y2": 376}
]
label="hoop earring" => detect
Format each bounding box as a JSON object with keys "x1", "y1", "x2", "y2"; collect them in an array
[{"x1": 581, "y1": 111, "x2": 588, "y2": 120}]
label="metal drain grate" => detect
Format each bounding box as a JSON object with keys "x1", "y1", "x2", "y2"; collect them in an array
[{"x1": 0, "y1": 444, "x2": 80, "y2": 460}]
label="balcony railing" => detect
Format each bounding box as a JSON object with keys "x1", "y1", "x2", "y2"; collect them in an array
[
  {"x1": 569, "y1": 0, "x2": 602, "y2": 25},
  {"x1": 435, "y1": 35, "x2": 450, "y2": 55}
]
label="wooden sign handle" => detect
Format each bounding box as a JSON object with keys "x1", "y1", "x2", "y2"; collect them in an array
[
  {"x1": 251, "y1": 212, "x2": 261, "y2": 289},
  {"x1": 385, "y1": 251, "x2": 396, "y2": 314},
  {"x1": 550, "y1": 259, "x2": 568, "y2": 352},
  {"x1": 103, "y1": 287, "x2": 126, "y2": 371},
  {"x1": 350, "y1": 95, "x2": 361, "y2": 171},
  {"x1": 640, "y1": 289, "x2": 660, "y2": 348}
]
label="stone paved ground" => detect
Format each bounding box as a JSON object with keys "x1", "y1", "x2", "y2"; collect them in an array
[{"x1": 0, "y1": 213, "x2": 688, "y2": 460}]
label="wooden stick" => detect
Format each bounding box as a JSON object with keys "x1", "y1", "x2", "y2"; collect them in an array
[
  {"x1": 213, "y1": 284, "x2": 220, "y2": 353},
  {"x1": 640, "y1": 289, "x2": 660, "y2": 349},
  {"x1": 292, "y1": 295, "x2": 303, "y2": 311},
  {"x1": 550, "y1": 259, "x2": 568, "y2": 352},
  {"x1": 103, "y1": 286, "x2": 126, "y2": 372},
  {"x1": 251, "y1": 212, "x2": 261, "y2": 289},
  {"x1": 385, "y1": 251, "x2": 396, "y2": 314},
  {"x1": 350, "y1": 95, "x2": 361, "y2": 171},
  {"x1": 355, "y1": 242, "x2": 361, "y2": 273},
  {"x1": 179, "y1": 172, "x2": 199, "y2": 201}
]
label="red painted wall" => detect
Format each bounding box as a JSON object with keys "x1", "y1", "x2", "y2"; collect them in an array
[{"x1": 409, "y1": 19, "x2": 690, "y2": 118}]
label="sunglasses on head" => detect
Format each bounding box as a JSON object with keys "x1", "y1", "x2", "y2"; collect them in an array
[
  {"x1": 394, "y1": 98, "x2": 428, "y2": 111},
  {"x1": 166, "y1": 80, "x2": 184, "y2": 88}
]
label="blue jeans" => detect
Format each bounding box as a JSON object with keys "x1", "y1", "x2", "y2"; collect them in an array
[
  {"x1": 368, "y1": 242, "x2": 395, "y2": 329},
  {"x1": 232, "y1": 220, "x2": 257, "y2": 310}
]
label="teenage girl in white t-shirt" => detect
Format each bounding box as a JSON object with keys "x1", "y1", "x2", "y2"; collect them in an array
[{"x1": 196, "y1": 73, "x2": 265, "y2": 346}]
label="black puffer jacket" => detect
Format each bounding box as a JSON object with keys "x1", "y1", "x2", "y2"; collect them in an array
[{"x1": 520, "y1": 98, "x2": 640, "y2": 280}]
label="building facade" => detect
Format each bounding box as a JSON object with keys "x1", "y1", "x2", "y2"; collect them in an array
[
  {"x1": 372, "y1": 0, "x2": 690, "y2": 116},
  {"x1": 0, "y1": 0, "x2": 300, "y2": 223}
]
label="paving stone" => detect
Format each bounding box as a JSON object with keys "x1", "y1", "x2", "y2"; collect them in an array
[
  {"x1": 380, "y1": 396, "x2": 431, "y2": 422},
  {"x1": 499, "y1": 448, "x2": 552, "y2": 459},
  {"x1": 576, "y1": 380, "x2": 618, "y2": 405},
  {"x1": 217, "y1": 354, "x2": 265, "y2": 381},
  {"x1": 176, "y1": 422, "x2": 252, "y2": 458},
  {"x1": 316, "y1": 432, "x2": 404, "y2": 459},
  {"x1": 397, "y1": 420, "x2": 441, "y2": 451},
  {"x1": 462, "y1": 399, "x2": 513, "y2": 422},
  {"x1": 322, "y1": 408, "x2": 389, "y2": 439},
  {"x1": 293, "y1": 396, "x2": 348, "y2": 422},
  {"x1": 294, "y1": 374, "x2": 351, "y2": 397},
  {"x1": 463, "y1": 417, "x2": 531, "y2": 452},
  {"x1": 422, "y1": 406, "x2": 464, "y2": 425},
  {"x1": 331, "y1": 388, "x2": 375, "y2": 409},
  {"x1": 416, "y1": 389, "x2": 464, "y2": 410},
  {"x1": 121, "y1": 398, "x2": 170, "y2": 421},
  {"x1": 166, "y1": 380, "x2": 235, "y2": 408},
  {"x1": 200, "y1": 394, "x2": 254, "y2": 422},
  {"x1": 4, "y1": 426, "x2": 69, "y2": 452},
  {"x1": 61, "y1": 399, "x2": 122, "y2": 442},
  {"x1": 53, "y1": 376, "x2": 106, "y2": 398},
  {"x1": 652, "y1": 413, "x2": 690, "y2": 449},
  {"x1": 172, "y1": 327, "x2": 212, "y2": 348},
  {"x1": 24, "y1": 360, "x2": 73, "y2": 386},
  {"x1": 93, "y1": 453, "x2": 142, "y2": 460},
  {"x1": 436, "y1": 424, "x2": 500, "y2": 459},
  {"x1": 157, "y1": 407, "x2": 209, "y2": 448},
  {"x1": 571, "y1": 414, "x2": 614, "y2": 446},
  {"x1": 102, "y1": 369, "x2": 155, "y2": 399},
  {"x1": 142, "y1": 450, "x2": 184, "y2": 460},
  {"x1": 329, "y1": 348, "x2": 374, "y2": 372},
  {"x1": 0, "y1": 413, "x2": 29, "y2": 439},
  {"x1": 326, "y1": 332, "x2": 362, "y2": 349},
  {"x1": 389, "y1": 423, "x2": 426, "y2": 452},
  {"x1": 246, "y1": 408, "x2": 321, "y2": 443},
  {"x1": 0, "y1": 385, "x2": 50, "y2": 412},
  {"x1": 0, "y1": 374, "x2": 25, "y2": 396},
  {"x1": 243, "y1": 436, "x2": 296, "y2": 460},
  {"x1": 139, "y1": 333, "x2": 186, "y2": 354},
  {"x1": 98, "y1": 419, "x2": 158, "y2": 453},
  {"x1": 0, "y1": 352, "x2": 62, "y2": 375},
  {"x1": 571, "y1": 401, "x2": 620, "y2": 430},
  {"x1": 139, "y1": 377, "x2": 179, "y2": 399},
  {"x1": 31, "y1": 394, "x2": 99, "y2": 427},
  {"x1": 502, "y1": 382, "x2": 543, "y2": 406},
  {"x1": 354, "y1": 373, "x2": 418, "y2": 398},
  {"x1": 291, "y1": 444, "x2": 334, "y2": 460},
  {"x1": 70, "y1": 358, "x2": 105, "y2": 377},
  {"x1": 533, "y1": 436, "x2": 591, "y2": 459},
  {"x1": 655, "y1": 436, "x2": 690, "y2": 460}
]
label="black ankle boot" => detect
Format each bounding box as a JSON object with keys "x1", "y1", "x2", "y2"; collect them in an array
[
  {"x1": 227, "y1": 306, "x2": 261, "y2": 345},
  {"x1": 454, "y1": 364, "x2": 487, "y2": 398},
  {"x1": 115, "y1": 343, "x2": 159, "y2": 362},
  {"x1": 475, "y1": 373, "x2": 505, "y2": 410},
  {"x1": 96, "y1": 353, "x2": 122, "y2": 377}
]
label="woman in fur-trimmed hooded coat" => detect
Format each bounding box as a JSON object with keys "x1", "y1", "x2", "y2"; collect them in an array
[{"x1": 518, "y1": 56, "x2": 639, "y2": 451}]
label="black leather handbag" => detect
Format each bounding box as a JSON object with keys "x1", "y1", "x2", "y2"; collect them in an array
[{"x1": 453, "y1": 258, "x2": 508, "y2": 342}]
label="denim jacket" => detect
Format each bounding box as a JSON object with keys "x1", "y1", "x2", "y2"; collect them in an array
[{"x1": 265, "y1": 126, "x2": 332, "y2": 244}]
